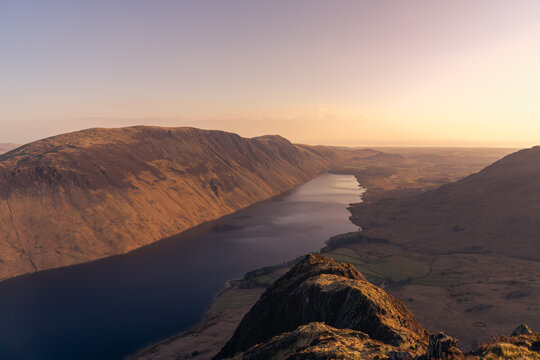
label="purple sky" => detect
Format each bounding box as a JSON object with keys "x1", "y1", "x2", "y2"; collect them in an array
[{"x1": 1, "y1": 0, "x2": 540, "y2": 146}]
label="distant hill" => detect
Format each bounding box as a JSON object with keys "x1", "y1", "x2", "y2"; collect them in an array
[
  {"x1": 0, "y1": 143, "x2": 19, "y2": 154},
  {"x1": 352, "y1": 146, "x2": 540, "y2": 260},
  {"x1": 0, "y1": 126, "x2": 374, "y2": 280}
]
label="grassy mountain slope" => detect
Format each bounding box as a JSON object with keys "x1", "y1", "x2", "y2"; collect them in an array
[
  {"x1": 351, "y1": 146, "x2": 540, "y2": 260},
  {"x1": 0, "y1": 126, "x2": 363, "y2": 280}
]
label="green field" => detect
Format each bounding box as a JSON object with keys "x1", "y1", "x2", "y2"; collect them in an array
[
  {"x1": 363, "y1": 256, "x2": 430, "y2": 282},
  {"x1": 325, "y1": 247, "x2": 430, "y2": 283},
  {"x1": 324, "y1": 247, "x2": 365, "y2": 266}
]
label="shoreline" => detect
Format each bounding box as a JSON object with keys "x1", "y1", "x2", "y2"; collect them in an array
[
  {"x1": 127, "y1": 176, "x2": 364, "y2": 360},
  {"x1": 0, "y1": 170, "x2": 339, "y2": 285},
  {"x1": 127, "y1": 171, "x2": 540, "y2": 357}
]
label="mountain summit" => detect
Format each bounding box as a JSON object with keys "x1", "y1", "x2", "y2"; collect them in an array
[
  {"x1": 216, "y1": 253, "x2": 429, "y2": 359},
  {"x1": 216, "y1": 254, "x2": 539, "y2": 360}
]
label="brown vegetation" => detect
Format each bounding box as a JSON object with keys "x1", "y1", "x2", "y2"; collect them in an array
[
  {"x1": 322, "y1": 237, "x2": 540, "y2": 349},
  {"x1": 215, "y1": 254, "x2": 429, "y2": 359},
  {"x1": 0, "y1": 126, "x2": 375, "y2": 280},
  {"x1": 215, "y1": 254, "x2": 540, "y2": 360},
  {"x1": 350, "y1": 146, "x2": 540, "y2": 260},
  {"x1": 129, "y1": 146, "x2": 528, "y2": 359}
]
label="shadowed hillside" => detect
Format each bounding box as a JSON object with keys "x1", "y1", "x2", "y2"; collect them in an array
[
  {"x1": 0, "y1": 126, "x2": 370, "y2": 280},
  {"x1": 351, "y1": 146, "x2": 540, "y2": 261}
]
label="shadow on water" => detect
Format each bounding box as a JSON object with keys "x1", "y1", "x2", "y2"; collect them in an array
[{"x1": 0, "y1": 174, "x2": 362, "y2": 360}]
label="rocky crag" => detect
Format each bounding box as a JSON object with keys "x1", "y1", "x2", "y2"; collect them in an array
[{"x1": 215, "y1": 254, "x2": 540, "y2": 360}]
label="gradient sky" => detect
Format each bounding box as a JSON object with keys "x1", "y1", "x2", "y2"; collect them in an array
[{"x1": 1, "y1": 0, "x2": 540, "y2": 146}]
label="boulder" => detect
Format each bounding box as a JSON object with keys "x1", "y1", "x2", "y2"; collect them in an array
[{"x1": 425, "y1": 333, "x2": 460, "y2": 359}]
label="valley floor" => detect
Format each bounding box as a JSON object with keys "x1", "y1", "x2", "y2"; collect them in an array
[
  {"x1": 128, "y1": 233, "x2": 540, "y2": 359},
  {"x1": 128, "y1": 147, "x2": 533, "y2": 359},
  {"x1": 323, "y1": 235, "x2": 540, "y2": 350}
]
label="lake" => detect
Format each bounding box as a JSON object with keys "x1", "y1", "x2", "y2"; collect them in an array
[{"x1": 0, "y1": 174, "x2": 362, "y2": 360}]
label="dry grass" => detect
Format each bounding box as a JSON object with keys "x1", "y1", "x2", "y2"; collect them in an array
[{"x1": 323, "y1": 240, "x2": 540, "y2": 350}]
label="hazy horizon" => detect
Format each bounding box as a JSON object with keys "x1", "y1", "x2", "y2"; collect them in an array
[
  {"x1": 0, "y1": 123, "x2": 528, "y2": 149},
  {"x1": 2, "y1": 0, "x2": 540, "y2": 147}
]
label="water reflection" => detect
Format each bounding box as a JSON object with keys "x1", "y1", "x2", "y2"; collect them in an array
[{"x1": 0, "y1": 174, "x2": 362, "y2": 360}]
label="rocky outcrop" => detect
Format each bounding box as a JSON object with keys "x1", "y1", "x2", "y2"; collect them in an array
[
  {"x1": 512, "y1": 324, "x2": 533, "y2": 337},
  {"x1": 0, "y1": 126, "x2": 372, "y2": 280},
  {"x1": 226, "y1": 322, "x2": 402, "y2": 360},
  {"x1": 215, "y1": 255, "x2": 540, "y2": 360},
  {"x1": 215, "y1": 254, "x2": 428, "y2": 359},
  {"x1": 426, "y1": 333, "x2": 460, "y2": 359},
  {"x1": 225, "y1": 324, "x2": 540, "y2": 360},
  {"x1": 471, "y1": 325, "x2": 540, "y2": 359}
]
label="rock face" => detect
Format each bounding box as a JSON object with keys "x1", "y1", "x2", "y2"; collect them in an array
[
  {"x1": 0, "y1": 126, "x2": 367, "y2": 280},
  {"x1": 472, "y1": 325, "x2": 540, "y2": 360},
  {"x1": 215, "y1": 254, "x2": 429, "y2": 359},
  {"x1": 215, "y1": 255, "x2": 540, "y2": 360},
  {"x1": 351, "y1": 146, "x2": 540, "y2": 261},
  {"x1": 512, "y1": 324, "x2": 533, "y2": 337},
  {"x1": 426, "y1": 333, "x2": 460, "y2": 359},
  {"x1": 226, "y1": 322, "x2": 400, "y2": 360}
]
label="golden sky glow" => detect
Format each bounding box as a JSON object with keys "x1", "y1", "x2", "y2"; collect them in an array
[{"x1": 1, "y1": 1, "x2": 540, "y2": 146}]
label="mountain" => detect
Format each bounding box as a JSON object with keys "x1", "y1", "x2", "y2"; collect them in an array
[
  {"x1": 215, "y1": 254, "x2": 540, "y2": 360},
  {"x1": 216, "y1": 254, "x2": 429, "y2": 359},
  {"x1": 0, "y1": 126, "x2": 367, "y2": 280},
  {"x1": 0, "y1": 143, "x2": 19, "y2": 154},
  {"x1": 351, "y1": 146, "x2": 540, "y2": 261}
]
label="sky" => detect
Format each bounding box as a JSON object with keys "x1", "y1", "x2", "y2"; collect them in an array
[{"x1": 1, "y1": 0, "x2": 540, "y2": 147}]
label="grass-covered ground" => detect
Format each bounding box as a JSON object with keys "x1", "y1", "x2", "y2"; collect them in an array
[
  {"x1": 209, "y1": 289, "x2": 264, "y2": 318},
  {"x1": 243, "y1": 231, "x2": 539, "y2": 350},
  {"x1": 321, "y1": 237, "x2": 540, "y2": 349},
  {"x1": 182, "y1": 227, "x2": 538, "y2": 355}
]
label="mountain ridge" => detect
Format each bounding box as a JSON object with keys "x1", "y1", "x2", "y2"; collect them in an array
[
  {"x1": 215, "y1": 253, "x2": 429, "y2": 359},
  {"x1": 216, "y1": 254, "x2": 540, "y2": 360},
  {"x1": 351, "y1": 146, "x2": 540, "y2": 261},
  {"x1": 0, "y1": 126, "x2": 370, "y2": 280}
]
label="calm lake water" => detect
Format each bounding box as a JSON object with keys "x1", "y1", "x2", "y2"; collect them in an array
[{"x1": 0, "y1": 174, "x2": 362, "y2": 360}]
